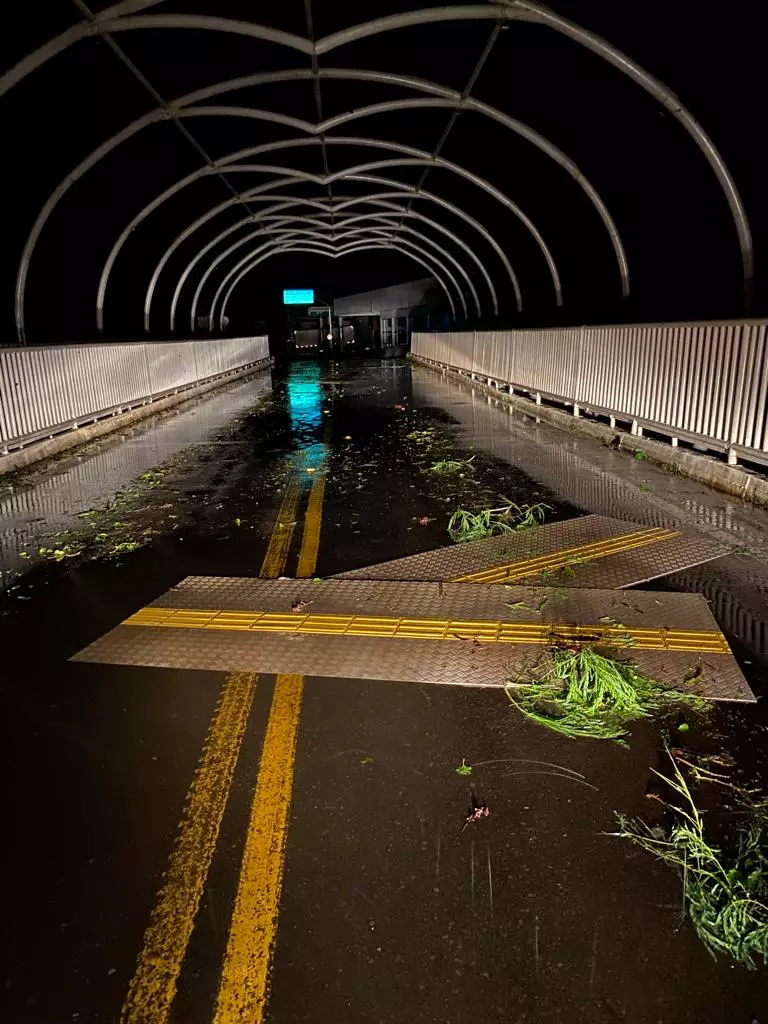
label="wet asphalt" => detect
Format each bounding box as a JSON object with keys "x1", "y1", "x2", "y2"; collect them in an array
[{"x1": 2, "y1": 359, "x2": 767, "y2": 1023}]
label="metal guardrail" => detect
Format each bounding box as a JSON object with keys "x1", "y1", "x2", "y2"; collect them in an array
[
  {"x1": 412, "y1": 320, "x2": 768, "y2": 465},
  {"x1": 0, "y1": 336, "x2": 269, "y2": 454}
]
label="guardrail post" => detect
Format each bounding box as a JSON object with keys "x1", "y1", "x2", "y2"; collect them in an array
[
  {"x1": 535, "y1": 392, "x2": 542, "y2": 405},
  {"x1": 572, "y1": 403, "x2": 581, "y2": 418},
  {"x1": 142, "y1": 343, "x2": 153, "y2": 400}
]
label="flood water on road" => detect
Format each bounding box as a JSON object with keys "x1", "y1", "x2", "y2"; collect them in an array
[
  {"x1": 2, "y1": 359, "x2": 767, "y2": 1024},
  {"x1": 0, "y1": 373, "x2": 272, "y2": 580}
]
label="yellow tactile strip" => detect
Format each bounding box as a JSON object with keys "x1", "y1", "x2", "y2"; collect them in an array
[
  {"x1": 123, "y1": 606, "x2": 731, "y2": 654},
  {"x1": 449, "y1": 527, "x2": 680, "y2": 583}
]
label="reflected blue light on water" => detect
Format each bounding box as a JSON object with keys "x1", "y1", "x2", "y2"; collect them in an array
[{"x1": 287, "y1": 363, "x2": 326, "y2": 470}]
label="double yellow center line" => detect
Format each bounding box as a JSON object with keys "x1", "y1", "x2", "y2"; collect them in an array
[
  {"x1": 120, "y1": 452, "x2": 328, "y2": 1024},
  {"x1": 119, "y1": 672, "x2": 258, "y2": 1024},
  {"x1": 213, "y1": 457, "x2": 327, "y2": 1023}
]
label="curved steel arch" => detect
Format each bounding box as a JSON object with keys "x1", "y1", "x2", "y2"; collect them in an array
[
  {"x1": 165, "y1": 193, "x2": 498, "y2": 333},
  {"x1": 104, "y1": 163, "x2": 524, "y2": 333},
  {"x1": 1, "y1": 2, "x2": 750, "y2": 313},
  {"x1": 96, "y1": 134, "x2": 547, "y2": 329},
  {"x1": 218, "y1": 241, "x2": 458, "y2": 328},
  {"x1": 206, "y1": 225, "x2": 470, "y2": 326},
  {"x1": 16, "y1": 64, "x2": 628, "y2": 343},
  {"x1": 207, "y1": 226, "x2": 468, "y2": 325},
  {"x1": 151, "y1": 173, "x2": 521, "y2": 336},
  {"x1": 286, "y1": 217, "x2": 480, "y2": 320},
  {"x1": 187, "y1": 214, "x2": 480, "y2": 331}
]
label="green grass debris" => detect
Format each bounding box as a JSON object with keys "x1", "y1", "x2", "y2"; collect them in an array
[
  {"x1": 506, "y1": 646, "x2": 707, "y2": 743},
  {"x1": 612, "y1": 751, "x2": 768, "y2": 968},
  {"x1": 429, "y1": 459, "x2": 467, "y2": 475},
  {"x1": 447, "y1": 501, "x2": 551, "y2": 543}
]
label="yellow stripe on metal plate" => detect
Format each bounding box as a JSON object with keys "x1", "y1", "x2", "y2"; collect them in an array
[
  {"x1": 123, "y1": 605, "x2": 730, "y2": 654},
  {"x1": 449, "y1": 527, "x2": 680, "y2": 583}
]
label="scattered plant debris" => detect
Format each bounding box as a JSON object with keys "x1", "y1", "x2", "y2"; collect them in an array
[
  {"x1": 455, "y1": 758, "x2": 473, "y2": 776},
  {"x1": 464, "y1": 793, "x2": 490, "y2": 828},
  {"x1": 405, "y1": 428, "x2": 438, "y2": 445},
  {"x1": 507, "y1": 598, "x2": 548, "y2": 614},
  {"x1": 506, "y1": 646, "x2": 708, "y2": 743},
  {"x1": 428, "y1": 457, "x2": 474, "y2": 476},
  {"x1": 110, "y1": 541, "x2": 140, "y2": 555},
  {"x1": 612, "y1": 750, "x2": 768, "y2": 968},
  {"x1": 38, "y1": 545, "x2": 81, "y2": 562},
  {"x1": 447, "y1": 501, "x2": 551, "y2": 543}
]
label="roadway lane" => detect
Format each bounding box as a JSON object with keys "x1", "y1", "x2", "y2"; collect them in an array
[{"x1": 2, "y1": 359, "x2": 767, "y2": 1023}]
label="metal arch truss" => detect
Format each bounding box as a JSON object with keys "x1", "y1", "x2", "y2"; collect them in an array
[
  {"x1": 109, "y1": 163, "x2": 525, "y2": 334},
  {"x1": 206, "y1": 224, "x2": 472, "y2": 326},
  {"x1": 13, "y1": 65, "x2": 632, "y2": 338},
  {"x1": 188, "y1": 215, "x2": 481, "y2": 331},
  {"x1": 162, "y1": 182, "x2": 516, "y2": 332},
  {"x1": 168, "y1": 196, "x2": 498, "y2": 333},
  {"x1": 216, "y1": 241, "x2": 460, "y2": 328},
  {"x1": 3, "y1": 1, "x2": 753, "y2": 340},
  {"x1": 94, "y1": 134, "x2": 559, "y2": 332}
]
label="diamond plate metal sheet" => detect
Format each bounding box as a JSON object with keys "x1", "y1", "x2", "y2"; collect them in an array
[
  {"x1": 70, "y1": 626, "x2": 751, "y2": 700},
  {"x1": 71, "y1": 577, "x2": 754, "y2": 702},
  {"x1": 333, "y1": 514, "x2": 726, "y2": 589}
]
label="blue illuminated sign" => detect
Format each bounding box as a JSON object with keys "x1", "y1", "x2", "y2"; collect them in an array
[{"x1": 283, "y1": 288, "x2": 315, "y2": 305}]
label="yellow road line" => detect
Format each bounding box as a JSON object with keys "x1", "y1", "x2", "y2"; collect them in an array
[
  {"x1": 119, "y1": 672, "x2": 257, "y2": 1024},
  {"x1": 213, "y1": 673, "x2": 304, "y2": 1023},
  {"x1": 259, "y1": 473, "x2": 304, "y2": 578},
  {"x1": 123, "y1": 606, "x2": 730, "y2": 654},
  {"x1": 213, "y1": 438, "x2": 329, "y2": 1021},
  {"x1": 449, "y1": 527, "x2": 680, "y2": 583},
  {"x1": 295, "y1": 465, "x2": 327, "y2": 578},
  {"x1": 120, "y1": 458, "x2": 310, "y2": 1023}
]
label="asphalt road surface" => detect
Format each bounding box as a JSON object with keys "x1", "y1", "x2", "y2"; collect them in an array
[{"x1": 2, "y1": 360, "x2": 767, "y2": 1023}]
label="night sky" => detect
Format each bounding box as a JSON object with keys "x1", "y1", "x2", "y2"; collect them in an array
[{"x1": 1, "y1": 1, "x2": 765, "y2": 344}]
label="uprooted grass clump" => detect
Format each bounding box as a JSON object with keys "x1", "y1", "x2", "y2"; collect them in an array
[
  {"x1": 505, "y1": 646, "x2": 708, "y2": 743},
  {"x1": 447, "y1": 500, "x2": 551, "y2": 542},
  {"x1": 613, "y1": 752, "x2": 768, "y2": 968},
  {"x1": 428, "y1": 457, "x2": 474, "y2": 476}
]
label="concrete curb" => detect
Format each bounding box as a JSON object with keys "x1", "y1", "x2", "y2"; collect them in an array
[
  {"x1": 0, "y1": 361, "x2": 272, "y2": 476},
  {"x1": 411, "y1": 355, "x2": 768, "y2": 510}
]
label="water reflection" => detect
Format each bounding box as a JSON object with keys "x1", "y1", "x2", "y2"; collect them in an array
[
  {"x1": 286, "y1": 361, "x2": 326, "y2": 471},
  {"x1": 0, "y1": 373, "x2": 271, "y2": 578},
  {"x1": 411, "y1": 365, "x2": 768, "y2": 685}
]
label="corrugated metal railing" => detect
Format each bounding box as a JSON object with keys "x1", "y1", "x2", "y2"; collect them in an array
[
  {"x1": 0, "y1": 336, "x2": 269, "y2": 454},
  {"x1": 411, "y1": 320, "x2": 768, "y2": 465}
]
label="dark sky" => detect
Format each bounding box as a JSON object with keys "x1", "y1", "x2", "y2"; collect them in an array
[{"x1": 1, "y1": 1, "x2": 765, "y2": 343}]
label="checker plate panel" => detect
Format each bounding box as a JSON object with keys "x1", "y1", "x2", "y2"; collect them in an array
[
  {"x1": 333, "y1": 514, "x2": 726, "y2": 589},
  {"x1": 72, "y1": 577, "x2": 754, "y2": 702}
]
